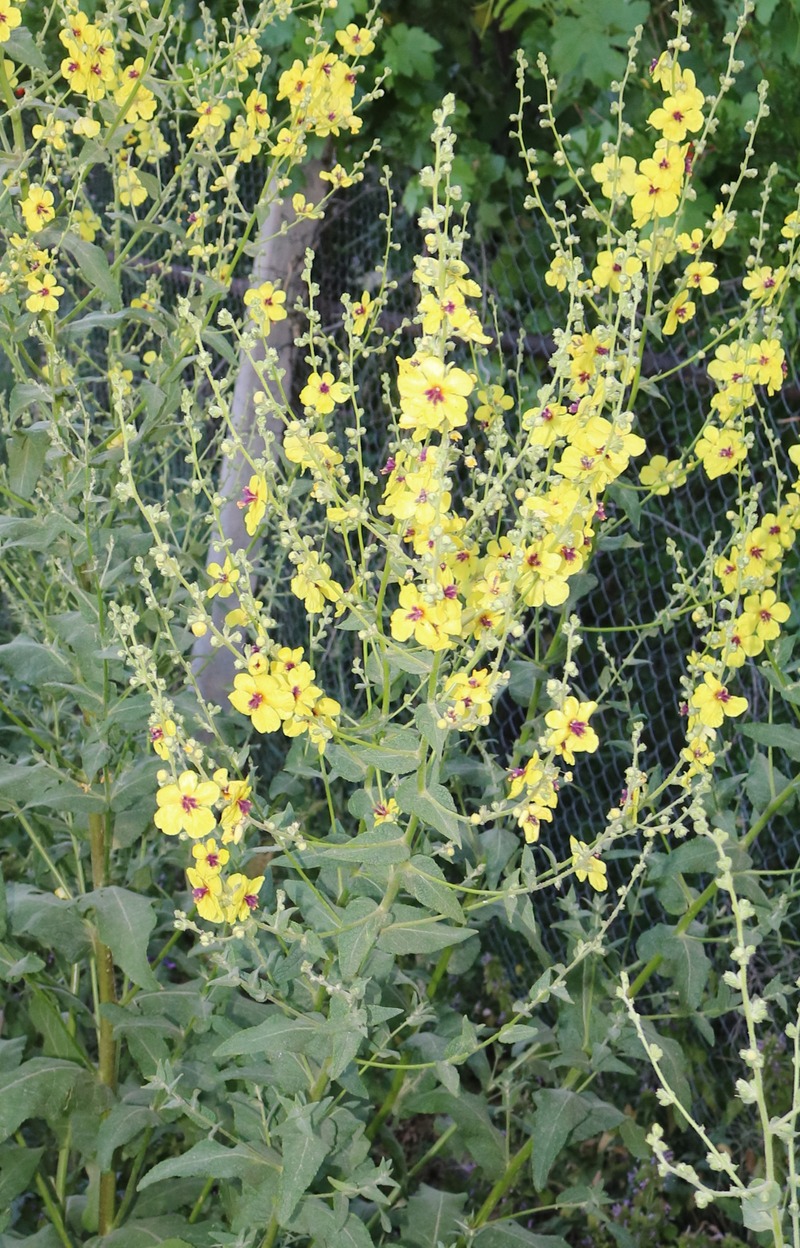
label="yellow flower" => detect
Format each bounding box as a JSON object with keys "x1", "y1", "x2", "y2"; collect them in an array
[
  {"x1": 397, "y1": 353, "x2": 474, "y2": 440},
  {"x1": 26, "y1": 271, "x2": 64, "y2": 314},
  {"x1": 590, "y1": 152, "x2": 638, "y2": 199},
  {"x1": 154, "y1": 771, "x2": 221, "y2": 838},
  {"x1": 350, "y1": 290, "x2": 372, "y2": 335},
  {"x1": 741, "y1": 590, "x2": 790, "y2": 642},
  {"x1": 639, "y1": 455, "x2": 687, "y2": 496},
  {"x1": 118, "y1": 163, "x2": 148, "y2": 207},
  {"x1": 21, "y1": 185, "x2": 56, "y2": 234},
  {"x1": 743, "y1": 265, "x2": 785, "y2": 305},
  {"x1": 544, "y1": 697, "x2": 599, "y2": 765},
  {"x1": 390, "y1": 583, "x2": 461, "y2": 652},
  {"x1": 284, "y1": 427, "x2": 343, "y2": 473},
  {"x1": 149, "y1": 719, "x2": 176, "y2": 760},
  {"x1": 373, "y1": 797, "x2": 400, "y2": 824},
  {"x1": 544, "y1": 254, "x2": 573, "y2": 292},
  {"x1": 320, "y1": 163, "x2": 355, "y2": 189},
  {"x1": 190, "y1": 99, "x2": 231, "y2": 140},
  {"x1": 682, "y1": 734, "x2": 716, "y2": 777},
  {"x1": 32, "y1": 118, "x2": 68, "y2": 152},
  {"x1": 74, "y1": 115, "x2": 101, "y2": 138},
  {"x1": 76, "y1": 206, "x2": 101, "y2": 242},
  {"x1": 230, "y1": 115, "x2": 261, "y2": 162},
  {"x1": 335, "y1": 24, "x2": 375, "y2": 56},
  {"x1": 570, "y1": 837, "x2": 607, "y2": 892},
  {"x1": 475, "y1": 385, "x2": 514, "y2": 425},
  {"x1": 290, "y1": 552, "x2": 343, "y2": 614},
  {"x1": 237, "y1": 474, "x2": 268, "y2": 536},
  {"x1": 709, "y1": 203, "x2": 735, "y2": 248},
  {"x1": 206, "y1": 555, "x2": 240, "y2": 599},
  {"x1": 0, "y1": 1, "x2": 22, "y2": 43},
  {"x1": 592, "y1": 248, "x2": 642, "y2": 293},
  {"x1": 299, "y1": 371, "x2": 349, "y2": 414},
  {"x1": 685, "y1": 261, "x2": 719, "y2": 295},
  {"x1": 245, "y1": 89, "x2": 270, "y2": 131},
  {"x1": 695, "y1": 425, "x2": 747, "y2": 480},
  {"x1": 186, "y1": 868, "x2": 224, "y2": 923},
  {"x1": 647, "y1": 67, "x2": 704, "y2": 142},
  {"x1": 690, "y1": 673, "x2": 748, "y2": 728},
  {"x1": 223, "y1": 873, "x2": 264, "y2": 923},
  {"x1": 243, "y1": 281, "x2": 287, "y2": 334},
  {"x1": 229, "y1": 672, "x2": 294, "y2": 734},
  {"x1": 192, "y1": 838, "x2": 230, "y2": 875},
  {"x1": 676, "y1": 227, "x2": 704, "y2": 255},
  {"x1": 663, "y1": 290, "x2": 695, "y2": 336}
]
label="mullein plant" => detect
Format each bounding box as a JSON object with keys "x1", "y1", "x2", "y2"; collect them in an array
[{"x1": 1, "y1": 0, "x2": 800, "y2": 1240}]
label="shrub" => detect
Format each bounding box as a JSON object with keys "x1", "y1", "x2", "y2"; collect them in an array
[{"x1": 1, "y1": 2, "x2": 799, "y2": 1246}]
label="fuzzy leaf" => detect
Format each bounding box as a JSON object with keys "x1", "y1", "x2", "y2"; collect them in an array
[
  {"x1": 529, "y1": 1089, "x2": 590, "y2": 1191},
  {"x1": 79, "y1": 887, "x2": 159, "y2": 990},
  {"x1": 0, "y1": 1058, "x2": 83, "y2": 1143},
  {"x1": 139, "y1": 1139, "x2": 277, "y2": 1189}
]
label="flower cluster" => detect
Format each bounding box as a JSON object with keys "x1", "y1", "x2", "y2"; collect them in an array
[
  {"x1": 682, "y1": 482, "x2": 800, "y2": 778},
  {"x1": 229, "y1": 645, "x2": 341, "y2": 750},
  {"x1": 152, "y1": 765, "x2": 263, "y2": 926}
]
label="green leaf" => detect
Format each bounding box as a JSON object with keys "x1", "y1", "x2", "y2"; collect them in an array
[
  {"x1": 61, "y1": 234, "x2": 122, "y2": 309},
  {"x1": 7, "y1": 886, "x2": 90, "y2": 962},
  {"x1": 337, "y1": 899, "x2": 385, "y2": 980},
  {"x1": 0, "y1": 513, "x2": 69, "y2": 552},
  {"x1": 358, "y1": 727, "x2": 421, "y2": 774},
  {"x1": 4, "y1": 26, "x2": 49, "y2": 71},
  {"x1": 0, "y1": 866, "x2": 5, "y2": 939},
  {"x1": 529, "y1": 1089, "x2": 590, "y2": 1191},
  {"x1": 399, "y1": 1184, "x2": 467, "y2": 1247},
  {"x1": 7, "y1": 428, "x2": 50, "y2": 499},
  {"x1": 10, "y1": 382, "x2": 51, "y2": 420},
  {"x1": 79, "y1": 887, "x2": 159, "y2": 990},
  {"x1": 139, "y1": 1139, "x2": 277, "y2": 1189},
  {"x1": 637, "y1": 924, "x2": 711, "y2": 1011},
  {"x1": 86, "y1": 1220, "x2": 198, "y2": 1248},
  {"x1": 284, "y1": 826, "x2": 410, "y2": 869},
  {"x1": 506, "y1": 660, "x2": 549, "y2": 707},
  {"x1": 415, "y1": 703, "x2": 446, "y2": 756},
  {"x1": 0, "y1": 1143, "x2": 45, "y2": 1209},
  {"x1": 397, "y1": 777, "x2": 461, "y2": 844},
  {"x1": 0, "y1": 637, "x2": 72, "y2": 685},
  {"x1": 97, "y1": 1103, "x2": 158, "y2": 1171},
  {"x1": 214, "y1": 1013, "x2": 324, "y2": 1059},
  {"x1": 382, "y1": 23, "x2": 442, "y2": 80},
  {"x1": 276, "y1": 1107, "x2": 331, "y2": 1224},
  {"x1": 377, "y1": 904, "x2": 475, "y2": 955},
  {"x1": 29, "y1": 990, "x2": 88, "y2": 1064},
  {"x1": 0, "y1": 1058, "x2": 83, "y2": 1143},
  {"x1": 742, "y1": 1179, "x2": 782, "y2": 1231},
  {"x1": 405, "y1": 856, "x2": 464, "y2": 922},
  {"x1": 402, "y1": 1090, "x2": 505, "y2": 1180},
  {"x1": 0, "y1": 942, "x2": 45, "y2": 981},
  {"x1": 741, "y1": 721, "x2": 800, "y2": 760},
  {"x1": 325, "y1": 744, "x2": 367, "y2": 782},
  {"x1": 474, "y1": 1225, "x2": 569, "y2": 1248}
]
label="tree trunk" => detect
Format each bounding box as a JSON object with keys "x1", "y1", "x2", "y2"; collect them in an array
[{"x1": 193, "y1": 162, "x2": 326, "y2": 709}]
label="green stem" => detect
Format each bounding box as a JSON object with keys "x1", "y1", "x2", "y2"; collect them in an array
[
  {"x1": 628, "y1": 776, "x2": 800, "y2": 999},
  {"x1": 470, "y1": 1136, "x2": 534, "y2": 1231},
  {"x1": 259, "y1": 1216, "x2": 279, "y2": 1248},
  {"x1": 15, "y1": 807, "x2": 73, "y2": 897},
  {"x1": 426, "y1": 946, "x2": 453, "y2": 1000},
  {"x1": 366, "y1": 1065, "x2": 406, "y2": 1142},
  {"x1": 90, "y1": 811, "x2": 117, "y2": 1236},
  {"x1": 112, "y1": 1127, "x2": 153, "y2": 1229},
  {"x1": 15, "y1": 1136, "x2": 75, "y2": 1248},
  {"x1": 187, "y1": 1174, "x2": 215, "y2": 1225}
]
